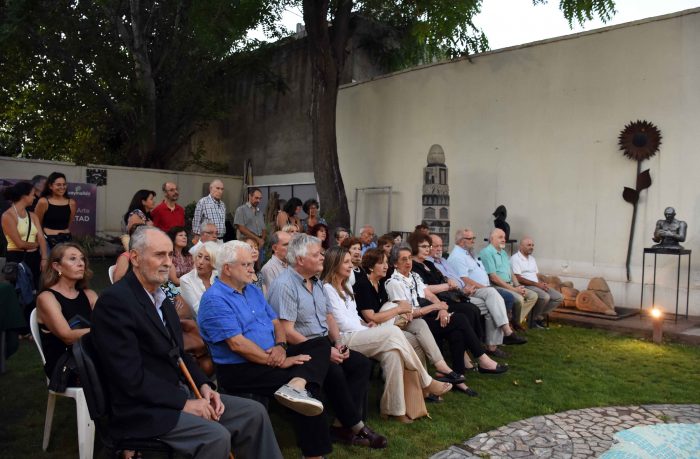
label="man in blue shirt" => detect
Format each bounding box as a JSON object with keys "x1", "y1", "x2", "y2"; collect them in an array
[
  {"x1": 479, "y1": 229, "x2": 538, "y2": 328},
  {"x1": 198, "y1": 240, "x2": 333, "y2": 458}
]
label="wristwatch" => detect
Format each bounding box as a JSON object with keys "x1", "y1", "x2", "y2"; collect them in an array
[{"x1": 275, "y1": 342, "x2": 288, "y2": 350}]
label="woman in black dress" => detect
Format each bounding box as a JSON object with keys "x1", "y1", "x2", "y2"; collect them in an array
[
  {"x1": 34, "y1": 172, "x2": 76, "y2": 249},
  {"x1": 36, "y1": 242, "x2": 97, "y2": 380}
]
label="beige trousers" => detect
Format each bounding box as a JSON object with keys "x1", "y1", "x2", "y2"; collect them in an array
[
  {"x1": 339, "y1": 325, "x2": 432, "y2": 416},
  {"x1": 402, "y1": 318, "x2": 445, "y2": 367},
  {"x1": 510, "y1": 288, "x2": 538, "y2": 323}
]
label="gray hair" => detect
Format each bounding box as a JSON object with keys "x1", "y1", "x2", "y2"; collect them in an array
[
  {"x1": 130, "y1": 226, "x2": 168, "y2": 252},
  {"x1": 199, "y1": 219, "x2": 217, "y2": 234},
  {"x1": 194, "y1": 241, "x2": 221, "y2": 268},
  {"x1": 360, "y1": 224, "x2": 374, "y2": 235},
  {"x1": 269, "y1": 230, "x2": 283, "y2": 246},
  {"x1": 287, "y1": 233, "x2": 321, "y2": 266},
  {"x1": 389, "y1": 243, "x2": 412, "y2": 266},
  {"x1": 215, "y1": 240, "x2": 251, "y2": 273},
  {"x1": 334, "y1": 227, "x2": 349, "y2": 238}
]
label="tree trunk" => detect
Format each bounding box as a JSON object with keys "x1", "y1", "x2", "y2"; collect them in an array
[{"x1": 303, "y1": 0, "x2": 352, "y2": 230}]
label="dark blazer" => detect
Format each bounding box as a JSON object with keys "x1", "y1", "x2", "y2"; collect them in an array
[{"x1": 91, "y1": 271, "x2": 210, "y2": 439}]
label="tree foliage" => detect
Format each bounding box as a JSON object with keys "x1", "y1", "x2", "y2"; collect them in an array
[{"x1": 0, "y1": 0, "x2": 287, "y2": 166}]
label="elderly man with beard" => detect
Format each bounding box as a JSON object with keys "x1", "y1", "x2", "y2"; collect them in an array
[
  {"x1": 479, "y1": 229, "x2": 538, "y2": 329},
  {"x1": 92, "y1": 226, "x2": 281, "y2": 459},
  {"x1": 429, "y1": 233, "x2": 526, "y2": 354}
]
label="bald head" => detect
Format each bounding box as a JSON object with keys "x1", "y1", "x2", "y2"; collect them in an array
[
  {"x1": 489, "y1": 228, "x2": 506, "y2": 251},
  {"x1": 520, "y1": 237, "x2": 534, "y2": 256},
  {"x1": 359, "y1": 225, "x2": 375, "y2": 245}
]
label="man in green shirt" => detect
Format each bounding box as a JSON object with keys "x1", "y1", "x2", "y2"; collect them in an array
[{"x1": 479, "y1": 229, "x2": 538, "y2": 329}]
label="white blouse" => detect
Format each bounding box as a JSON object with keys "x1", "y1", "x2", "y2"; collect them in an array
[
  {"x1": 384, "y1": 270, "x2": 426, "y2": 307},
  {"x1": 323, "y1": 283, "x2": 366, "y2": 334},
  {"x1": 179, "y1": 269, "x2": 218, "y2": 314}
]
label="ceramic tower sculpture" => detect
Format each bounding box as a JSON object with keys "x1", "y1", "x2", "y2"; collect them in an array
[{"x1": 421, "y1": 144, "x2": 451, "y2": 246}]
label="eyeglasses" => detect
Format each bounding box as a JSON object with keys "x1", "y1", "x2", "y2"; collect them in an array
[
  {"x1": 463, "y1": 237, "x2": 476, "y2": 241},
  {"x1": 418, "y1": 244, "x2": 432, "y2": 249}
]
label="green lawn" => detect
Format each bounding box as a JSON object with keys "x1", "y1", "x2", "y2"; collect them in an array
[{"x1": 1, "y1": 323, "x2": 699, "y2": 458}]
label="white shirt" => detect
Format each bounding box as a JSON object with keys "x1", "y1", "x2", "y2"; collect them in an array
[
  {"x1": 323, "y1": 283, "x2": 366, "y2": 334},
  {"x1": 180, "y1": 269, "x2": 219, "y2": 314},
  {"x1": 510, "y1": 251, "x2": 539, "y2": 283},
  {"x1": 384, "y1": 270, "x2": 426, "y2": 308}
]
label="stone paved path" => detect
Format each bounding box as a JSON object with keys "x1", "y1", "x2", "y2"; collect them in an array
[{"x1": 429, "y1": 404, "x2": 700, "y2": 458}]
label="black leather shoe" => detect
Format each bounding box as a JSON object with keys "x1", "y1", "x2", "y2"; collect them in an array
[
  {"x1": 503, "y1": 334, "x2": 527, "y2": 345},
  {"x1": 453, "y1": 386, "x2": 479, "y2": 397},
  {"x1": 485, "y1": 347, "x2": 510, "y2": 358},
  {"x1": 435, "y1": 371, "x2": 465, "y2": 384},
  {"x1": 354, "y1": 426, "x2": 388, "y2": 449},
  {"x1": 477, "y1": 363, "x2": 509, "y2": 375}
]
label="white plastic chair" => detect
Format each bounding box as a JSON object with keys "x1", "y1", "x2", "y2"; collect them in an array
[
  {"x1": 29, "y1": 309, "x2": 95, "y2": 459},
  {"x1": 108, "y1": 265, "x2": 116, "y2": 284}
]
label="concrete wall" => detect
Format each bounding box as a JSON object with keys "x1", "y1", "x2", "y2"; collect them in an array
[
  {"x1": 336, "y1": 9, "x2": 700, "y2": 314},
  {"x1": 0, "y1": 157, "x2": 242, "y2": 234}
]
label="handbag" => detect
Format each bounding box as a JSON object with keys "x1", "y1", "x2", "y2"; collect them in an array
[
  {"x1": 402, "y1": 369, "x2": 429, "y2": 420},
  {"x1": 378, "y1": 301, "x2": 410, "y2": 330}
]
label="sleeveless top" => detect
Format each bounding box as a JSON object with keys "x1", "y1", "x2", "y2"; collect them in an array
[
  {"x1": 42, "y1": 198, "x2": 71, "y2": 230},
  {"x1": 5, "y1": 210, "x2": 38, "y2": 250},
  {"x1": 40, "y1": 289, "x2": 92, "y2": 377}
]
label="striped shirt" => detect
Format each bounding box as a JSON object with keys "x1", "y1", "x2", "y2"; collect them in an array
[
  {"x1": 192, "y1": 194, "x2": 226, "y2": 238},
  {"x1": 267, "y1": 267, "x2": 329, "y2": 339}
]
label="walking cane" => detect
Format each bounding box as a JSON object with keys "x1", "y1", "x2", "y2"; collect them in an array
[{"x1": 178, "y1": 357, "x2": 235, "y2": 459}]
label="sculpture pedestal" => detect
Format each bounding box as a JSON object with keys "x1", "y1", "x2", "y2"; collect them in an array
[{"x1": 639, "y1": 247, "x2": 691, "y2": 322}]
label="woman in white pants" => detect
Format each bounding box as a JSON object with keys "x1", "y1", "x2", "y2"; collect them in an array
[{"x1": 321, "y1": 247, "x2": 452, "y2": 423}]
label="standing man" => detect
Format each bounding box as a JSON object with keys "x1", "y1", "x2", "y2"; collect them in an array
[
  {"x1": 511, "y1": 238, "x2": 563, "y2": 328},
  {"x1": 359, "y1": 225, "x2": 376, "y2": 255},
  {"x1": 268, "y1": 234, "x2": 387, "y2": 449},
  {"x1": 261, "y1": 231, "x2": 291, "y2": 293},
  {"x1": 479, "y1": 229, "x2": 538, "y2": 329},
  {"x1": 92, "y1": 226, "x2": 281, "y2": 459},
  {"x1": 233, "y1": 187, "x2": 266, "y2": 248},
  {"x1": 151, "y1": 181, "x2": 185, "y2": 233},
  {"x1": 192, "y1": 179, "x2": 226, "y2": 243},
  {"x1": 431, "y1": 233, "x2": 526, "y2": 354}
]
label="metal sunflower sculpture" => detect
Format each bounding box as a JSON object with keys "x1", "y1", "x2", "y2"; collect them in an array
[{"x1": 618, "y1": 120, "x2": 662, "y2": 281}]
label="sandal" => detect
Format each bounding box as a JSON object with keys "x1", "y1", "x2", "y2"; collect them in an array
[
  {"x1": 453, "y1": 386, "x2": 479, "y2": 397},
  {"x1": 424, "y1": 379, "x2": 452, "y2": 397},
  {"x1": 435, "y1": 370, "x2": 465, "y2": 384}
]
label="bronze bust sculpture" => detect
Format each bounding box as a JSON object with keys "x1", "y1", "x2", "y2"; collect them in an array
[
  {"x1": 652, "y1": 207, "x2": 687, "y2": 249},
  {"x1": 493, "y1": 205, "x2": 510, "y2": 241}
]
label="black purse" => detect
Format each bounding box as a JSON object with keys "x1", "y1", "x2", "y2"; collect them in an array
[{"x1": 48, "y1": 349, "x2": 80, "y2": 392}]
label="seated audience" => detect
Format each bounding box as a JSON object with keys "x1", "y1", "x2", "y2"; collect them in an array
[
  {"x1": 189, "y1": 220, "x2": 220, "y2": 256},
  {"x1": 407, "y1": 235, "x2": 508, "y2": 375},
  {"x1": 36, "y1": 243, "x2": 97, "y2": 381},
  {"x1": 92, "y1": 226, "x2": 281, "y2": 459},
  {"x1": 511, "y1": 237, "x2": 563, "y2": 328},
  {"x1": 341, "y1": 236, "x2": 364, "y2": 288},
  {"x1": 385, "y1": 246, "x2": 498, "y2": 395},
  {"x1": 276, "y1": 197, "x2": 303, "y2": 230},
  {"x1": 34, "y1": 172, "x2": 76, "y2": 249},
  {"x1": 376, "y1": 234, "x2": 394, "y2": 257},
  {"x1": 430, "y1": 233, "x2": 525, "y2": 356},
  {"x1": 301, "y1": 198, "x2": 327, "y2": 232},
  {"x1": 1, "y1": 181, "x2": 48, "y2": 290},
  {"x1": 352, "y1": 249, "x2": 466, "y2": 392},
  {"x1": 322, "y1": 247, "x2": 451, "y2": 423},
  {"x1": 123, "y1": 189, "x2": 156, "y2": 233},
  {"x1": 168, "y1": 226, "x2": 194, "y2": 286},
  {"x1": 309, "y1": 222, "x2": 330, "y2": 252},
  {"x1": 180, "y1": 241, "x2": 219, "y2": 316},
  {"x1": 359, "y1": 225, "x2": 376, "y2": 255},
  {"x1": 334, "y1": 227, "x2": 350, "y2": 247},
  {"x1": 241, "y1": 236, "x2": 266, "y2": 295},
  {"x1": 268, "y1": 234, "x2": 387, "y2": 449},
  {"x1": 261, "y1": 231, "x2": 291, "y2": 293},
  {"x1": 480, "y1": 229, "x2": 538, "y2": 328},
  {"x1": 198, "y1": 240, "x2": 335, "y2": 459}
]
